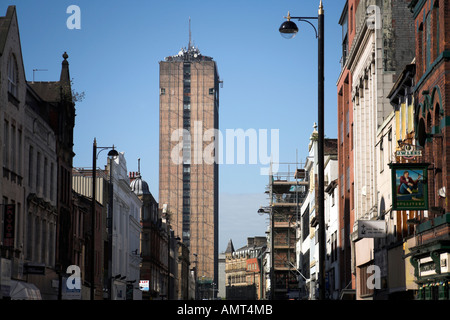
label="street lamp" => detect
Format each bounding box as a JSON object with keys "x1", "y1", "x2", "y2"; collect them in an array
[
  {"x1": 279, "y1": 0, "x2": 326, "y2": 300},
  {"x1": 91, "y1": 138, "x2": 118, "y2": 300},
  {"x1": 258, "y1": 206, "x2": 273, "y2": 300}
]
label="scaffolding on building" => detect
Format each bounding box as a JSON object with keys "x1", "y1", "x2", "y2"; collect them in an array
[{"x1": 265, "y1": 162, "x2": 308, "y2": 300}]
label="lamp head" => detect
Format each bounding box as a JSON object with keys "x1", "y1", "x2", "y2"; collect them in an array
[
  {"x1": 107, "y1": 147, "x2": 119, "y2": 159},
  {"x1": 279, "y1": 11, "x2": 298, "y2": 39}
]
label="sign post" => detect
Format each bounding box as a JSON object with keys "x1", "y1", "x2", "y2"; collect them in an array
[
  {"x1": 389, "y1": 163, "x2": 429, "y2": 211},
  {"x1": 358, "y1": 220, "x2": 386, "y2": 238}
]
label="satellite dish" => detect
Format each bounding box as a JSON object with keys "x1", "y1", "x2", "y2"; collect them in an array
[
  {"x1": 439, "y1": 187, "x2": 446, "y2": 198},
  {"x1": 417, "y1": 118, "x2": 426, "y2": 147}
]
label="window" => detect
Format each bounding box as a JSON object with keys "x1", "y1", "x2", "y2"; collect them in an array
[
  {"x1": 331, "y1": 190, "x2": 335, "y2": 207},
  {"x1": 11, "y1": 125, "x2": 16, "y2": 172},
  {"x1": 36, "y1": 152, "x2": 41, "y2": 192},
  {"x1": 379, "y1": 139, "x2": 384, "y2": 173},
  {"x1": 26, "y1": 212, "x2": 33, "y2": 260},
  {"x1": 18, "y1": 130, "x2": 22, "y2": 175},
  {"x1": 302, "y1": 206, "x2": 310, "y2": 241},
  {"x1": 3, "y1": 120, "x2": 9, "y2": 168},
  {"x1": 340, "y1": 6, "x2": 348, "y2": 68},
  {"x1": 346, "y1": 168, "x2": 350, "y2": 191},
  {"x1": 28, "y1": 146, "x2": 34, "y2": 187},
  {"x1": 209, "y1": 88, "x2": 215, "y2": 95},
  {"x1": 8, "y1": 54, "x2": 18, "y2": 97},
  {"x1": 350, "y1": 6, "x2": 353, "y2": 33},
  {"x1": 44, "y1": 157, "x2": 48, "y2": 198},
  {"x1": 346, "y1": 110, "x2": 349, "y2": 135},
  {"x1": 50, "y1": 162, "x2": 55, "y2": 201}
]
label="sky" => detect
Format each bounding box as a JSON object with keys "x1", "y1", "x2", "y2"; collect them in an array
[{"x1": 3, "y1": 0, "x2": 346, "y2": 252}]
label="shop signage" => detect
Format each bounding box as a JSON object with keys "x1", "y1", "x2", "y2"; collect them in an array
[
  {"x1": 358, "y1": 220, "x2": 386, "y2": 238},
  {"x1": 139, "y1": 280, "x2": 149, "y2": 291},
  {"x1": 389, "y1": 163, "x2": 429, "y2": 210},
  {"x1": 396, "y1": 144, "x2": 422, "y2": 159},
  {"x1": 24, "y1": 263, "x2": 46, "y2": 275},
  {"x1": 3, "y1": 204, "x2": 15, "y2": 247},
  {"x1": 418, "y1": 254, "x2": 450, "y2": 277}
]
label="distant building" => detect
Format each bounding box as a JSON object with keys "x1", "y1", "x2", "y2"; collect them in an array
[
  {"x1": 130, "y1": 169, "x2": 167, "y2": 299},
  {"x1": 108, "y1": 153, "x2": 142, "y2": 299},
  {"x1": 217, "y1": 252, "x2": 226, "y2": 299},
  {"x1": 72, "y1": 167, "x2": 110, "y2": 299},
  {"x1": 297, "y1": 126, "x2": 337, "y2": 300},
  {"x1": 159, "y1": 38, "x2": 220, "y2": 293},
  {"x1": 225, "y1": 237, "x2": 267, "y2": 300}
]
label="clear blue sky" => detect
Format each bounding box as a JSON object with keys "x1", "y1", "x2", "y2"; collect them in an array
[{"x1": 4, "y1": 0, "x2": 346, "y2": 252}]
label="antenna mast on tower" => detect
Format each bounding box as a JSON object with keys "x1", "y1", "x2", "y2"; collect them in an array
[{"x1": 188, "y1": 16, "x2": 192, "y2": 50}]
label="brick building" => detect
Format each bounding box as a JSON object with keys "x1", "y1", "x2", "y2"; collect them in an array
[
  {"x1": 408, "y1": 0, "x2": 450, "y2": 300},
  {"x1": 159, "y1": 41, "x2": 220, "y2": 293},
  {"x1": 342, "y1": 0, "x2": 415, "y2": 300},
  {"x1": 336, "y1": 0, "x2": 359, "y2": 299},
  {"x1": 225, "y1": 237, "x2": 266, "y2": 300}
]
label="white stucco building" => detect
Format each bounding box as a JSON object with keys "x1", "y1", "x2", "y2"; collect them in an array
[
  {"x1": 296, "y1": 125, "x2": 338, "y2": 300},
  {"x1": 109, "y1": 152, "x2": 142, "y2": 299}
]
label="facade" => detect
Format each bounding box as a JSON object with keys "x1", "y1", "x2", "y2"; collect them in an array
[
  {"x1": 217, "y1": 252, "x2": 226, "y2": 299},
  {"x1": 382, "y1": 62, "x2": 418, "y2": 299},
  {"x1": 29, "y1": 54, "x2": 76, "y2": 297},
  {"x1": 72, "y1": 168, "x2": 110, "y2": 299},
  {"x1": 408, "y1": 0, "x2": 450, "y2": 300},
  {"x1": 129, "y1": 170, "x2": 168, "y2": 299},
  {"x1": 324, "y1": 144, "x2": 339, "y2": 299},
  {"x1": 224, "y1": 237, "x2": 266, "y2": 300},
  {"x1": 336, "y1": 0, "x2": 358, "y2": 299},
  {"x1": 159, "y1": 41, "x2": 220, "y2": 292},
  {"x1": 109, "y1": 152, "x2": 142, "y2": 299},
  {"x1": 268, "y1": 163, "x2": 307, "y2": 300},
  {"x1": 176, "y1": 239, "x2": 191, "y2": 300},
  {"x1": 345, "y1": 0, "x2": 415, "y2": 300},
  {"x1": 0, "y1": 6, "x2": 75, "y2": 300},
  {"x1": 297, "y1": 127, "x2": 338, "y2": 300}
]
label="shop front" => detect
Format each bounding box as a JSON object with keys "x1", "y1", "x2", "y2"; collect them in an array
[{"x1": 409, "y1": 213, "x2": 450, "y2": 300}]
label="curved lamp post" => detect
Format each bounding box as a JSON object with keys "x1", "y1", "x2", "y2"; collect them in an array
[
  {"x1": 279, "y1": 0, "x2": 326, "y2": 300},
  {"x1": 91, "y1": 138, "x2": 119, "y2": 300},
  {"x1": 258, "y1": 206, "x2": 273, "y2": 300}
]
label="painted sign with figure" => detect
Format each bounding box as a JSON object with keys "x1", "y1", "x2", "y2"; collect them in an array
[{"x1": 390, "y1": 163, "x2": 429, "y2": 210}]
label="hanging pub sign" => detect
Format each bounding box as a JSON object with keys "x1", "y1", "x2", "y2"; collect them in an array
[
  {"x1": 395, "y1": 144, "x2": 422, "y2": 159},
  {"x1": 389, "y1": 163, "x2": 429, "y2": 210},
  {"x1": 3, "y1": 204, "x2": 15, "y2": 248}
]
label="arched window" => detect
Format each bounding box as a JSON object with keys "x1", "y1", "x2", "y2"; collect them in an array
[{"x1": 8, "y1": 54, "x2": 18, "y2": 97}]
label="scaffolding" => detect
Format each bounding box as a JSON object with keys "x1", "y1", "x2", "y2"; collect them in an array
[{"x1": 266, "y1": 162, "x2": 308, "y2": 300}]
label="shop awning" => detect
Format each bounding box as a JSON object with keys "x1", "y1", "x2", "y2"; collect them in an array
[{"x1": 9, "y1": 280, "x2": 42, "y2": 300}]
